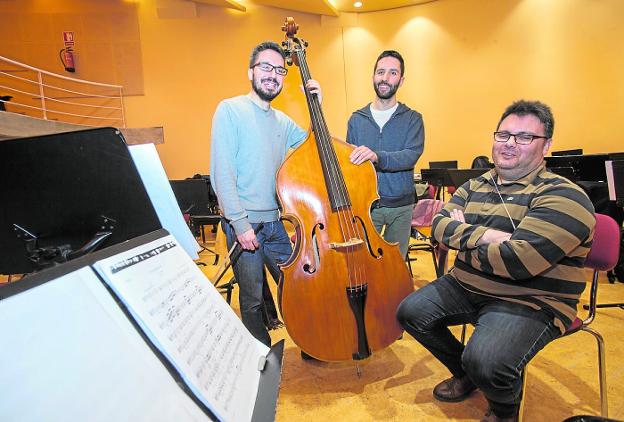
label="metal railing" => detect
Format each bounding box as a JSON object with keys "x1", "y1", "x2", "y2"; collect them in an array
[{"x1": 0, "y1": 55, "x2": 125, "y2": 128}]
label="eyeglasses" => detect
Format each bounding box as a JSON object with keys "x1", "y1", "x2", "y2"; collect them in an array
[
  {"x1": 251, "y1": 62, "x2": 288, "y2": 76},
  {"x1": 493, "y1": 131, "x2": 549, "y2": 145}
]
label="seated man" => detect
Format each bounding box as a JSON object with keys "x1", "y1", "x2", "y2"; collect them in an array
[{"x1": 397, "y1": 100, "x2": 595, "y2": 422}]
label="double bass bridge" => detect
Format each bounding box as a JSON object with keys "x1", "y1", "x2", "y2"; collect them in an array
[{"x1": 328, "y1": 238, "x2": 364, "y2": 250}]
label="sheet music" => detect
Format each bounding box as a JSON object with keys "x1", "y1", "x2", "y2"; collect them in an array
[
  {"x1": 128, "y1": 143, "x2": 201, "y2": 260},
  {"x1": 0, "y1": 267, "x2": 210, "y2": 422},
  {"x1": 93, "y1": 234, "x2": 269, "y2": 422}
]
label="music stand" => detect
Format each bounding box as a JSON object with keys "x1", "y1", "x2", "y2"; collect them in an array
[
  {"x1": 169, "y1": 179, "x2": 220, "y2": 263},
  {"x1": 0, "y1": 128, "x2": 161, "y2": 275},
  {"x1": 446, "y1": 169, "x2": 489, "y2": 188},
  {"x1": 421, "y1": 168, "x2": 455, "y2": 200},
  {"x1": 429, "y1": 160, "x2": 458, "y2": 169},
  {"x1": 552, "y1": 148, "x2": 583, "y2": 156},
  {"x1": 545, "y1": 154, "x2": 609, "y2": 182},
  {"x1": 421, "y1": 168, "x2": 453, "y2": 187}
]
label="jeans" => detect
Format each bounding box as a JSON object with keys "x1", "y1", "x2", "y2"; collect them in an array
[
  {"x1": 371, "y1": 203, "x2": 414, "y2": 257},
  {"x1": 222, "y1": 219, "x2": 293, "y2": 347},
  {"x1": 397, "y1": 274, "x2": 561, "y2": 417}
]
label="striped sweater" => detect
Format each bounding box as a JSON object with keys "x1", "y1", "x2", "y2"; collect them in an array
[{"x1": 432, "y1": 163, "x2": 595, "y2": 332}]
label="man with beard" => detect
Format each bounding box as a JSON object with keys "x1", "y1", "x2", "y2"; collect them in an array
[
  {"x1": 210, "y1": 41, "x2": 321, "y2": 347},
  {"x1": 346, "y1": 50, "x2": 424, "y2": 258},
  {"x1": 397, "y1": 100, "x2": 595, "y2": 421}
]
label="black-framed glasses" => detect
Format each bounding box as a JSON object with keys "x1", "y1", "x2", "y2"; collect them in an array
[
  {"x1": 493, "y1": 131, "x2": 549, "y2": 145},
  {"x1": 251, "y1": 62, "x2": 288, "y2": 76}
]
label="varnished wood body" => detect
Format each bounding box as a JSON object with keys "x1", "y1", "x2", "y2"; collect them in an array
[{"x1": 277, "y1": 135, "x2": 414, "y2": 362}]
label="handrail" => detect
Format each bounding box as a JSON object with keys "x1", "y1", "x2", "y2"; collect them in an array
[
  {"x1": 0, "y1": 55, "x2": 126, "y2": 128},
  {"x1": 0, "y1": 55, "x2": 123, "y2": 88}
]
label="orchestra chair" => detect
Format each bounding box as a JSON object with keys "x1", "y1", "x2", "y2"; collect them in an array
[
  {"x1": 519, "y1": 213, "x2": 620, "y2": 419},
  {"x1": 170, "y1": 178, "x2": 221, "y2": 264},
  {"x1": 406, "y1": 199, "x2": 445, "y2": 278},
  {"x1": 457, "y1": 214, "x2": 619, "y2": 420}
]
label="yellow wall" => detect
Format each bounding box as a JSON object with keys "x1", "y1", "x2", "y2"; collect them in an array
[
  {"x1": 0, "y1": 0, "x2": 144, "y2": 95},
  {"x1": 124, "y1": 0, "x2": 348, "y2": 178},
  {"x1": 2, "y1": 0, "x2": 623, "y2": 177},
  {"x1": 341, "y1": 0, "x2": 624, "y2": 170}
]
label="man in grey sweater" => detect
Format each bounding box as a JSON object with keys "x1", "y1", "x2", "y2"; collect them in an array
[
  {"x1": 210, "y1": 41, "x2": 320, "y2": 346},
  {"x1": 346, "y1": 50, "x2": 424, "y2": 257}
]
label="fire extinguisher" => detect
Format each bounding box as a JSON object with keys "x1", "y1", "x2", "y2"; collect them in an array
[{"x1": 59, "y1": 47, "x2": 76, "y2": 73}]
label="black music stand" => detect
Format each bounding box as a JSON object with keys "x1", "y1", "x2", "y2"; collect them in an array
[
  {"x1": 169, "y1": 179, "x2": 220, "y2": 263},
  {"x1": 545, "y1": 154, "x2": 609, "y2": 182},
  {"x1": 421, "y1": 168, "x2": 454, "y2": 200},
  {"x1": 429, "y1": 160, "x2": 458, "y2": 169},
  {"x1": 446, "y1": 169, "x2": 489, "y2": 188},
  {"x1": 0, "y1": 128, "x2": 161, "y2": 275},
  {"x1": 552, "y1": 148, "x2": 583, "y2": 156}
]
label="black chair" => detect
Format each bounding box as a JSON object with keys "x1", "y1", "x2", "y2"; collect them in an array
[
  {"x1": 406, "y1": 199, "x2": 447, "y2": 278},
  {"x1": 169, "y1": 179, "x2": 220, "y2": 263},
  {"x1": 470, "y1": 155, "x2": 494, "y2": 169}
]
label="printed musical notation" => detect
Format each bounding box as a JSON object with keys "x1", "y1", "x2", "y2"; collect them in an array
[{"x1": 93, "y1": 235, "x2": 269, "y2": 422}]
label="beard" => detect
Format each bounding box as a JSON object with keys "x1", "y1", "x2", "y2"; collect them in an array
[
  {"x1": 374, "y1": 81, "x2": 399, "y2": 100},
  {"x1": 252, "y1": 76, "x2": 282, "y2": 102}
]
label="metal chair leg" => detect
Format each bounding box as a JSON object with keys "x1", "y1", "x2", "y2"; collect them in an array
[
  {"x1": 430, "y1": 248, "x2": 438, "y2": 277},
  {"x1": 582, "y1": 326, "x2": 609, "y2": 417},
  {"x1": 518, "y1": 367, "x2": 527, "y2": 422},
  {"x1": 405, "y1": 251, "x2": 414, "y2": 277}
]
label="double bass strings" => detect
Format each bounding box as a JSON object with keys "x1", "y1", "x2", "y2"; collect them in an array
[{"x1": 295, "y1": 48, "x2": 366, "y2": 291}]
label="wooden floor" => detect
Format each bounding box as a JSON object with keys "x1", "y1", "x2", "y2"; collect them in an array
[{"x1": 197, "y1": 234, "x2": 624, "y2": 422}]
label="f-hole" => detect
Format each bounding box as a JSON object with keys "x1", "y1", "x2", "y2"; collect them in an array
[
  {"x1": 353, "y1": 216, "x2": 382, "y2": 258},
  {"x1": 303, "y1": 222, "x2": 324, "y2": 274}
]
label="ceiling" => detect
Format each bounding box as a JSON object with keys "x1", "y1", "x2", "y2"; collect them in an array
[{"x1": 191, "y1": 0, "x2": 438, "y2": 16}]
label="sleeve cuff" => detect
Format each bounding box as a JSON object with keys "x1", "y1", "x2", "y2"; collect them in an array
[
  {"x1": 231, "y1": 217, "x2": 252, "y2": 236},
  {"x1": 466, "y1": 226, "x2": 490, "y2": 249},
  {"x1": 376, "y1": 151, "x2": 387, "y2": 169}
]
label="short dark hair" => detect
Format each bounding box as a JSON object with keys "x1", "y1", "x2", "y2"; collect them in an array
[
  {"x1": 249, "y1": 41, "x2": 285, "y2": 68},
  {"x1": 374, "y1": 50, "x2": 405, "y2": 77},
  {"x1": 497, "y1": 100, "x2": 555, "y2": 139}
]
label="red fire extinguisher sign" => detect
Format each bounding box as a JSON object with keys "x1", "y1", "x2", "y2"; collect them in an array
[{"x1": 63, "y1": 31, "x2": 75, "y2": 46}]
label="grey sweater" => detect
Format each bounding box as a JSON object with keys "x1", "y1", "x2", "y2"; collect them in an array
[{"x1": 210, "y1": 95, "x2": 307, "y2": 235}]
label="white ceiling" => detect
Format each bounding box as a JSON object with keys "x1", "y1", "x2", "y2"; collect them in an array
[{"x1": 191, "y1": 0, "x2": 439, "y2": 16}]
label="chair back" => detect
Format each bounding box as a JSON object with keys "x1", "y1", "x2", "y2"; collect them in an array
[
  {"x1": 585, "y1": 214, "x2": 621, "y2": 272},
  {"x1": 412, "y1": 199, "x2": 444, "y2": 227}
]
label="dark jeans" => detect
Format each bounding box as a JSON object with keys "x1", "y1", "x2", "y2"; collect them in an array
[
  {"x1": 397, "y1": 274, "x2": 561, "y2": 417},
  {"x1": 222, "y1": 219, "x2": 292, "y2": 347}
]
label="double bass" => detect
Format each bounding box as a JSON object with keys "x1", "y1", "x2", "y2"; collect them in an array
[{"x1": 277, "y1": 18, "x2": 414, "y2": 362}]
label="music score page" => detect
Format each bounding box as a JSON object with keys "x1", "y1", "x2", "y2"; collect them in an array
[{"x1": 93, "y1": 235, "x2": 269, "y2": 422}]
